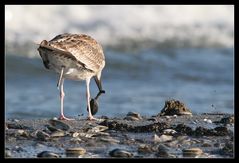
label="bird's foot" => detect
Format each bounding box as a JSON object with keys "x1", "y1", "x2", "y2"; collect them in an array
[
  {"x1": 58, "y1": 115, "x2": 74, "y2": 121},
  {"x1": 87, "y1": 115, "x2": 98, "y2": 121}
]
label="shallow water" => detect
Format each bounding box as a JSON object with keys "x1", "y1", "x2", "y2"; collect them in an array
[{"x1": 5, "y1": 48, "x2": 234, "y2": 119}]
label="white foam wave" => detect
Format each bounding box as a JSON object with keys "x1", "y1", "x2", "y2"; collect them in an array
[{"x1": 5, "y1": 5, "x2": 234, "y2": 57}]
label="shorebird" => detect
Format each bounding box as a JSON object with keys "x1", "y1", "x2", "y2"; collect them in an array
[{"x1": 37, "y1": 33, "x2": 105, "y2": 120}]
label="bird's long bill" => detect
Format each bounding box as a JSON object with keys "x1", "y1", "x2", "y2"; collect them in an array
[{"x1": 94, "y1": 76, "x2": 103, "y2": 92}]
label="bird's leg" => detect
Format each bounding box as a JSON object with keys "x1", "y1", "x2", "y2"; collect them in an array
[
  {"x1": 57, "y1": 66, "x2": 64, "y2": 90},
  {"x1": 86, "y1": 78, "x2": 97, "y2": 121},
  {"x1": 94, "y1": 76, "x2": 105, "y2": 100},
  {"x1": 57, "y1": 67, "x2": 74, "y2": 121}
]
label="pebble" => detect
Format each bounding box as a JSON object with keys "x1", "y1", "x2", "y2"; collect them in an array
[
  {"x1": 154, "y1": 134, "x2": 173, "y2": 143},
  {"x1": 50, "y1": 131, "x2": 66, "y2": 137},
  {"x1": 125, "y1": 112, "x2": 142, "y2": 120},
  {"x1": 157, "y1": 144, "x2": 170, "y2": 157},
  {"x1": 65, "y1": 147, "x2": 86, "y2": 157},
  {"x1": 109, "y1": 149, "x2": 133, "y2": 157},
  {"x1": 138, "y1": 144, "x2": 153, "y2": 153},
  {"x1": 6, "y1": 123, "x2": 29, "y2": 130},
  {"x1": 87, "y1": 125, "x2": 108, "y2": 133},
  {"x1": 100, "y1": 137, "x2": 120, "y2": 144},
  {"x1": 203, "y1": 118, "x2": 212, "y2": 123},
  {"x1": 163, "y1": 129, "x2": 177, "y2": 135},
  {"x1": 124, "y1": 116, "x2": 141, "y2": 121},
  {"x1": 201, "y1": 143, "x2": 212, "y2": 147},
  {"x1": 72, "y1": 132, "x2": 79, "y2": 138},
  {"x1": 14, "y1": 146, "x2": 25, "y2": 152},
  {"x1": 78, "y1": 132, "x2": 95, "y2": 138},
  {"x1": 182, "y1": 148, "x2": 203, "y2": 157},
  {"x1": 93, "y1": 132, "x2": 110, "y2": 137},
  {"x1": 5, "y1": 149, "x2": 12, "y2": 157},
  {"x1": 13, "y1": 119, "x2": 20, "y2": 122},
  {"x1": 45, "y1": 124, "x2": 62, "y2": 132},
  {"x1": 37, "y1": 151, "x2": 60, "y2": 158},
  {"x1": 36, "y1": 130, "x2": 50, "y2": 141},
  {"x1": 69, "y1": 137, "x2": 82, "y2": 144},
  {"x1": 49, "y1": 119, "x2": 70, "y2": 131},
  {"x1": 220, "y1": 116, "x2": 234, "y2": 124},
  {"x1": 17, "y1": 129, "x2": 29, "y2": 137}
]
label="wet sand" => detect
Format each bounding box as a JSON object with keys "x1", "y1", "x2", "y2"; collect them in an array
[{"x1": 5, "y1": 113, "x2": 234, "y2": 158}]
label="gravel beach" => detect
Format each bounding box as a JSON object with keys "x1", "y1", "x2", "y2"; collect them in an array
[{"x1": 5, "y1": 112, "x2": 234, "y2": 158}]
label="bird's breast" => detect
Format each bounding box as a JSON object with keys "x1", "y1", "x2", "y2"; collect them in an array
[{"x1": 63, "y1": 68, "x2": 95, "y2": 81}]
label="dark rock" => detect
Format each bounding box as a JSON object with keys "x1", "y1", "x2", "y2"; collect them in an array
[
  {"x1": 138, "y1": 144, "x2": 153, "y2": 153},
  {"x1": 219, "y1": 142, "x2": 233, "y2": 157},
  {"x1": 37, "y1": 151, "x2": 60, "y2": 158},
  {"x1": 159, "y1": 99, "x2": 192, "y2": 116},
  {"x1": 65, "y1": 147, "x2": 86, "y2": 157},
  {"x1": 174, "y1": 124, "x2": 193, "y2": 135},
  {"x1": 156, "y1": 144, "x2": 170, "y2": 157},
  {"x1": 49, "y1": 119, "x2": 70, "y2": 131},
  {"x1": 6, "y1": 123, "x2": 31, "y2": 130},
  {"x1": 182, "y1": 148, "x2": 203, "y2": 157},
  {"x1": 219, "y1": 116, "x2": 234, "y2": 124},
  {"x1": 109, "y1": 149, "x2": 133, "y2": 157},
  {"x1": 36, "y1": 130, "x2": 50, "y2": 141},
  {"x1": 5, "y1": 149, "x2": 12, "y2": 157},
  {"x1": 214, "y1": 126, "x2": 229, "y2": 136}
]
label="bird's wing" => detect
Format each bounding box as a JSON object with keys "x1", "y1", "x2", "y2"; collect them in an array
[
  {"x1": 49, "y1": 34, "x2": 105, "y2": 72},
  {"x1": 38, "y1": 43, "x2": 90, "y2": 70}
]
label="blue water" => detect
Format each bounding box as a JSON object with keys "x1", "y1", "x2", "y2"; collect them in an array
[{"x1": 5, "y1": 48, "x2": 234, "y2": 119}]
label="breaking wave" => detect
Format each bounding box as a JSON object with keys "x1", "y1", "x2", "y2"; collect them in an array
[{"x1": 5, "y1": 5, "x2": 234, "y2": 57}]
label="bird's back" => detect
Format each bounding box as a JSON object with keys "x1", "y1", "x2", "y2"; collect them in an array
[{"x1": 48, "y1": 33, "x2": 105, "y2": 72}]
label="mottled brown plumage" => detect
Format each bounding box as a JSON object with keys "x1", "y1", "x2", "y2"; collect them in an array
[{"x1": 37, "y1": 33, "x2": 105, "y2": 120}]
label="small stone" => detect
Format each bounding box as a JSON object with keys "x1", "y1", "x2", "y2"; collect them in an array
[
  {"x1": 100, "y1": 137, "x2": 120, "y2": 143},
  {"x1": 17, "y1": 129, "x2": 29, "y2": 137},
  {"x1": 36, "y1": 130, "x2": 50, "y2": 141},
  {"x1": 124, "y1": 116, "x2": 141, "y2": 121},
  {"x1": 87, "y1": 125, "x2": 108, "y2": 133},
  {"x1": 14, "y1": 146, "x2": 25, "y2": 152},
  {"x1": 109, "y1": 149, "x2": 133, "y2": 157},
  {"x1": 6, "y1": 123, "x2": 30, "y2": 130},
  {"x1": 220, "y1": 116, "x2": 234, "y2": 124},
  {"x1": 163, "y1": 129, "x2": 177, "y2": 135},
  {"x1": 78, "y1": 132, "x2": 95, "y2": 138},
  {"x1": 49, "y1": 119, "x2": 70, "y2": 131},
  {"x1": 220, "y1": 142, "x2": 233, "y2": 156},
  {"x1": 45, "y1": 124, "x2": 61, "y2": 132},
  {"x1": 154, "y1": 134, "x2": 173, "y2": 143},
  {"x1": 65, "y1": 147, "x2": 86, "y2": 157},
  {"x1": 37, "y1": 151, "x2": 60, "y2": 158},
  {"x1": 203, "y1": 119, "x2": 212, "y2": 123},
  {"x1": 126, "y1": 112, "x2": 142, "y2": 119},
  {"x1": 182, "y1": 148, "x2": 203, "y2": 157},
  {"x1": 201, "y1": 143, "x2": 212, "y2": 147},
  {"x1": 13, "y1": 119, "x2": 20, "y2": 122},
  {"x1": 5, "y1": 149, "x2": 12, "y2": 157},
  {"x1": 50, "y1": 131, "x2": 66, "y2": 137},
  {"x1": 138, "y1": 144, "x2": 153, "y2": 153},
  {"x1": 72, "y1": 132, "x2": 79, "y2": 138},
  {"x1": 93, "y1": 132, "x2": 110, "y2": 137},
  {"x1": 69, "y1": 137, "x2": 82, "y2": 144},
  {"x1": 157, "y1": 144, "x2": 170, "y2": 157},
  {"x1": 124, "y1": 112, "x2": 142, "y2": 121}
]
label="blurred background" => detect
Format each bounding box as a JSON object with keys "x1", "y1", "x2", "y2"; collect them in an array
[{"x1": 5, "y1": 5, "x2": 234, "y2": 119}]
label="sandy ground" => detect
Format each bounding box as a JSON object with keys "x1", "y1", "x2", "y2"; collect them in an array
[{"x1": 5, "y1": 112, "x2": 234, "y2": 158}]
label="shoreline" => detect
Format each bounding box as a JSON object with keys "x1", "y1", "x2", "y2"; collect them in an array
[{"x1": 5, "y1": 113, "x2": 234, "y2": 158}]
